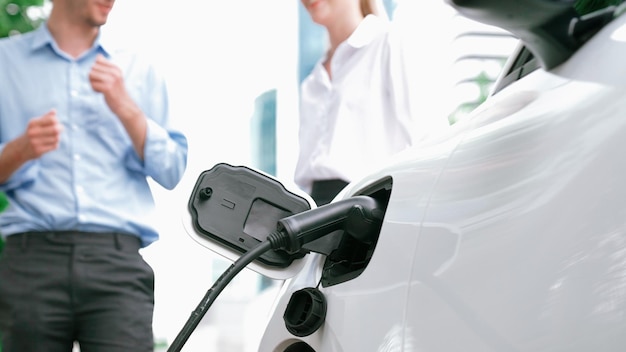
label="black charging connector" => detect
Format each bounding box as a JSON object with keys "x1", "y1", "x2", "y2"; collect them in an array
[{"x1": 267, "y1": 195, "x2": 383, "y2": 254}]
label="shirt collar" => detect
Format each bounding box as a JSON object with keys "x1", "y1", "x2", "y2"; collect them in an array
[
  {"x1": 345, "y1": 14, "x2": 389, "y2": 49},
  {"x1": 30, "y1": 22, "x2": 113, "y2": 59}
]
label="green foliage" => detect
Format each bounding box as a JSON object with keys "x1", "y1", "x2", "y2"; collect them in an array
[
  {"x1": 0, "y1": 0, "x2": 46, "y2": 38},
  {"x1": 575, "y1": 0, "x2": 624, "y2": 15},
  {"x1": 0, "y1": 193, "x2": 6, "y2": 213},
  {"x1": 448, "y1": 71, "x2": 496, "y2": 125}
]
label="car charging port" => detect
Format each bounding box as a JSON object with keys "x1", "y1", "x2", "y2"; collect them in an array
[{"x1": 320, "y1": 176, "x2": 392, "y2": 287}]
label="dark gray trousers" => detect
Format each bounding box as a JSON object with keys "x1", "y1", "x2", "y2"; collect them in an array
[{"x1": 0, "y1": 231, "x2": 154, "y2": 352}]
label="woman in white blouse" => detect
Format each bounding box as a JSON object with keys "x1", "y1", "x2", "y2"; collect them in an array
[{"x1": 295, "y1": 0, "x2": 448, "y2": 205}]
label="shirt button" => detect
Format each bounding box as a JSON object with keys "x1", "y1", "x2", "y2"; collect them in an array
[
  {"x1": 76, "y1": 185, "x2": 84, "y2": 194},
  {"x1": 70, "y1": 90, "x2": 78, "y2": 97},
  {"x1": 73, "y1": 154, "x2": 81, "y2": 161}
]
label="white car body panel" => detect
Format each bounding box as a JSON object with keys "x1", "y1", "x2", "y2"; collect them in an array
[{"x1": 255, "y1": 12, "x2": 626, "y2": 352}]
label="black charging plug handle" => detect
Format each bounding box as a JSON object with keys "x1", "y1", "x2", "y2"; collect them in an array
[{"x1": 268, "y1": 196, "x2": 383, "y2": 254}]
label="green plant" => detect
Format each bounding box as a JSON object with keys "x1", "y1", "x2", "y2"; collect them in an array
[
  {"x1": 0, "y1": 0, "x2": 47, "y2": 38},
  {"x1": 448, "y1": 70, "x2": 497, "y2": 125},
  {"x1": 575, "y1": 0, "x2": 624, "y2": 14}
]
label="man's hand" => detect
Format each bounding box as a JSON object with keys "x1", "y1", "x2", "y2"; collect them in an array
[
  {"x1": 20, "y1": 109, "x2": 63, "y2": 161},
  {"x1": 0, "y1": 109, "x2": 63, "y2": 183},
  {"x1": 89, "y1": 54, "x2": 147, "y2": 159},
  {"x1": 89, "y1": 54, "x2": 136, "y2": 118}
]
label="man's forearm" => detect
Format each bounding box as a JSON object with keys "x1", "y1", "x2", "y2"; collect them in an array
[
  {"x1": 0, "y1": 139, "x2": 28, "y2": 184},
  {"x1": 116, "y1": 101, "x2": 148, "y2": 160}
]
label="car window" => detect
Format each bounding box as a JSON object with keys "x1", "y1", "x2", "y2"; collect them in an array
[
  {"x1": 491, "y1": 46, "x2": 538, "y2": 94},
  {"x1": 491, "y1": 1, "x2": 625, "y2": 94}
]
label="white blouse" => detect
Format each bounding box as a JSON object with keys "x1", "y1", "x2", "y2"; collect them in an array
[{"x1": 294, "y1": 14, "x2": 447, "y2": 194}]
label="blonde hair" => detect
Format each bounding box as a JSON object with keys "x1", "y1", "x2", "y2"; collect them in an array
[{"x1": 360, "y1": 0, "x2": 389, "y2": 20}]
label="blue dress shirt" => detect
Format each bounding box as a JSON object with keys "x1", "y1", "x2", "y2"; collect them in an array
[{"x1": 0, "y1": 24, "x2": 188, "y2": 247}]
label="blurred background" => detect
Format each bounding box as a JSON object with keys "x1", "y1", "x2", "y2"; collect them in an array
[{"x1": 0, "y1": 0, "x2": 517, "y2": 350}]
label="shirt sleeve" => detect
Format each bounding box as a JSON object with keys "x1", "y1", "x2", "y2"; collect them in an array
[
  {"x1": 0, "y1": 144, "x2": 40, "y2": 192},
  {"x1": 124, "y1": 62, "x2": 188, "y2": 190}
]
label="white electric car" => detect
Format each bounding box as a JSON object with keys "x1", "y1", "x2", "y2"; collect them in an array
[{"x1": 177, "y1": 0, "x2": 626, "y2": 351}]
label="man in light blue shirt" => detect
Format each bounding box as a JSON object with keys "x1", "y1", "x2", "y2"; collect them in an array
[{"x1": 0, "y1": 0, "x2": 188, "y2": 351}]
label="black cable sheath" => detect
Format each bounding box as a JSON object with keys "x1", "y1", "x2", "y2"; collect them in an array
[{"x1": 167, "y1": 239, "x2": 274, "y2": 352}]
